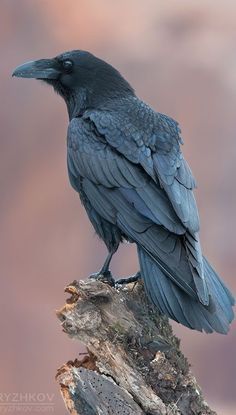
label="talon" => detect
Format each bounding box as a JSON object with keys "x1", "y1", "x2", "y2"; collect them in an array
[
  {"x1": 116, "y1": 272, "x2": 141, "y2": 286},
  {"x1": 89, "y1": 271, "x2": 115, "y2": 287}
]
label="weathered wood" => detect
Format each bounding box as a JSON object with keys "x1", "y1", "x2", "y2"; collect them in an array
[{"x1": 56, "y1": 278, "x2": 216, "y2": 415}]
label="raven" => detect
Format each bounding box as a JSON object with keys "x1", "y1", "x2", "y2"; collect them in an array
[{"x1": 13, "y1": 50, "x2": 234, "y2": 333}]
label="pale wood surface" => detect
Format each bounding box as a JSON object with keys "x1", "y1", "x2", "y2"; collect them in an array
[{"x1": 56, "y1": 278, "x2": 216, "y2": 415}]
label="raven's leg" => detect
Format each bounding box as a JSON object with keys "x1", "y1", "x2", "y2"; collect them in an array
[
  {"x1": 116, "y1": 271, "x2": 141, "y2": 286},
  {"x1": 90, "y1": 246, "x2": 118, "y2": 286},
  {"x1": 100, "y1": 250, "x2": 114, "y2": 274}
]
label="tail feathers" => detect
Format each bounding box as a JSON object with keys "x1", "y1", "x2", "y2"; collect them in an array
[
  {"x1": 138, "y1": 247, "x2": 235, "y2": 334},
  {"x1": 204, "y1": 257, "x2": 235, "y2": 322},
  {"x1": 185, "y1": 231, "x2": 209, "y2": 305}
]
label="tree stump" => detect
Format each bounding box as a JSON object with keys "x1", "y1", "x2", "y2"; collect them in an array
[{"x1": 56, "y1": 278, "x2": 216, "y2": 415}]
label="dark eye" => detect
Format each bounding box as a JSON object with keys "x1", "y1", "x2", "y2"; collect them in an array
[{"x1": 62, "y1": 60, "x2": 73, "y2": 72}]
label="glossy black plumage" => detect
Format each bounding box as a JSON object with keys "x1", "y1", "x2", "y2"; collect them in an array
[{"x1": 13, "y1": 50, "x2": 235, "y2": 333}]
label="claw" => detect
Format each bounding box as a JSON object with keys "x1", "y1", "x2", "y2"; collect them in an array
[
  {"x1": 115, "y1": 272, "x2": 141, "y2": 286},
  {"x1": 89, "y1": 270, "x2": 115, "y2": 287}
]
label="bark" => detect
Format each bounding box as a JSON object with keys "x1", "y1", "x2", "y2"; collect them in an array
[{"x1": 56, "y1": 278, "x2": 216, "y2": 415}]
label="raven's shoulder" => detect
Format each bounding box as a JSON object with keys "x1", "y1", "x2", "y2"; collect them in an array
[
  {"x1": 84, "y1": 96, "x2": 183, "y2": 153},
  {"x1": 81, "y1": 97, "x2": 185, "y2": 180}
]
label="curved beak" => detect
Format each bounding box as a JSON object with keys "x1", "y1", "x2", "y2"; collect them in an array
[{"x1": 12, "y1": 58, "x2": 60, "y2": 79}]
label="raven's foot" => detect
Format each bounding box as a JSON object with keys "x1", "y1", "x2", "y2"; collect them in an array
[
  {"x1": 115, "y1": 271, "x2": 141, "y2": 286},
  {"x1": 89, "y1": 270, "x2": 115, "y2": 287}
]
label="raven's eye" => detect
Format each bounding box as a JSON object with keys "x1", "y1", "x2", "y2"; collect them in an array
[{"x1": 62, "y1": 60, "x2": 73, "y2": 72}]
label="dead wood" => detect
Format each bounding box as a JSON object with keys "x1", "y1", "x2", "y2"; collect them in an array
[{"x1": 56, "y1": 278, "x2": 216, "y2": 415}]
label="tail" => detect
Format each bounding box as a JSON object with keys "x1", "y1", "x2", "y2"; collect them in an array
[{"x1": 138, "y1": 247, "x2": 235, "y2": 334}]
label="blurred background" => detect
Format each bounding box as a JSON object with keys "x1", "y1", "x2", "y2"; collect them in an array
[{"x1": 1, "y1": 0, "x2": 236, "y2": 413}]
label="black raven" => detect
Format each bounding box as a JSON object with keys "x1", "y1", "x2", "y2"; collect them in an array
[{"x1": 13, "y1": 50, "x2": 235, "y2": 333}]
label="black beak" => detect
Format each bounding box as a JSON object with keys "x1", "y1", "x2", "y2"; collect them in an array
[{"x1": 12, "y1": 58, "x2": 60, "y2": 79}]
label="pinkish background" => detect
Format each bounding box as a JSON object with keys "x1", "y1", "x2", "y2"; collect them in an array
[{"x1": 1, "y1": 1, "x2": 236, "y2": 414}]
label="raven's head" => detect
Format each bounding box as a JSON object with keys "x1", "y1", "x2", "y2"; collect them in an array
[{"x1": 12, "y1": 50, "x2": 134, "y2": 118}]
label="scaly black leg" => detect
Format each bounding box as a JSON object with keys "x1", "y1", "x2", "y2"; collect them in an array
[{"x1": 90, "y1": 247, "x2": 118, "y2": 286}]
